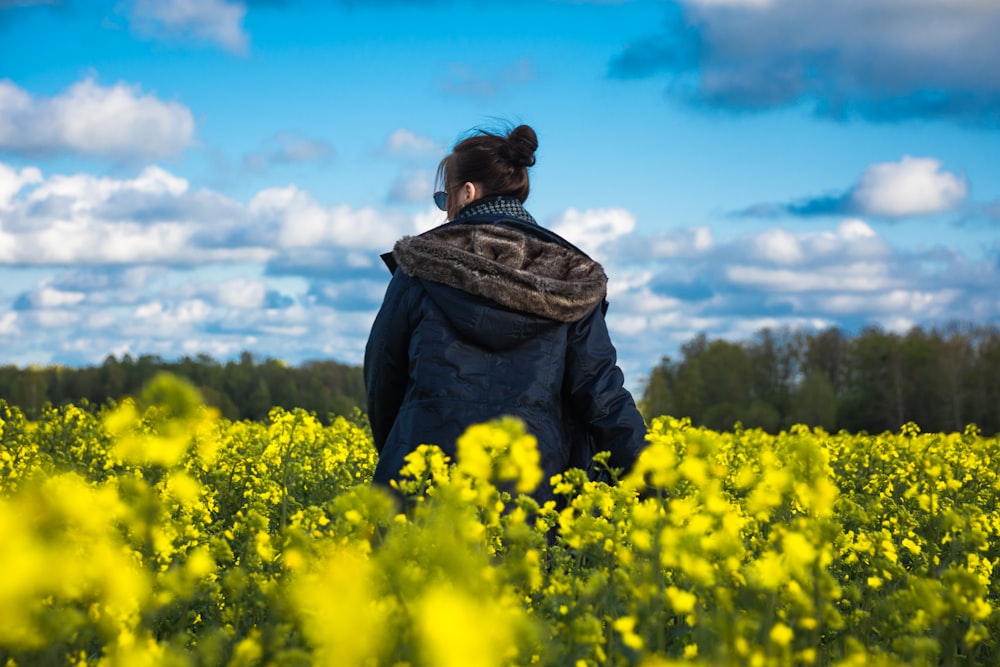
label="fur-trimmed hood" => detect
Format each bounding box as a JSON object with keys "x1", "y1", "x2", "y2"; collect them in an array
[{"x1": 391, "y1": 222, "x2": 607, "y2": 323}]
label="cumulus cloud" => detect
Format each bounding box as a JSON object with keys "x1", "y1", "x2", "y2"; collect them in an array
[
  {"x1": 128, "y1": 0, "x2": 249, "y2": 54},
  {"x1": 205, "y1": 278, "x2": 269, "y2": 309},
  {"x1": 1, "y1": 264, "x2": 382, "y2": 370},
  {"x1": 851, "y1": 157, "x2": 967, "y2": 217},
  {"x1": 0, "y1": 77, "x2": 195, "y2": 160},
  {"x1": 550, "y1": 207, "x2": 636, "y2": 257},
  {"x1": 0, "y1": 160, "x2": 412, "y2": 267},
  {"x1": 0, "y1": 165, "x2": 250, "y2": 264},
  {"x1": 0, "y1": 163, "x2": 41, "y2": 207},
  {"x1": 383, "y1": 128, "x2": 443, "y2": 157},
  {"x1": 307, "y1": 278, "x2": 391, "y2": 311},
  {"x1": 641, "y1": 226, "x2": 714, "y2": 260},
  {"x1": 13, "y1": 282, "x2": 87, "y2": 310},
  {"x1": 0, "y1": 312, "x2": 16, "y2": 336},
  {"x1": 413, "y1": 205, "x2": 448, "y2": 234},
  {"x1": 610, "y1": 0, "x2": 1000, "y2": 125},
  {"x1": 742, "y1": 156, "x2": 969, "y2": 219},
  {"x1": 605, "y1": 215, "x2": 998, "y2": 384},
  {"x1": 725, "y1": 263, "x2": 894, "y2": 293},
  {"x1": 387, "y1": 168, "x2": 434, "y2": 204},
  {"x1": 639, "y1": 218, "x2": 898, "y2": 312},
  {"x1": 248, "y1": 185, "x2": 402, "y2": 251}
]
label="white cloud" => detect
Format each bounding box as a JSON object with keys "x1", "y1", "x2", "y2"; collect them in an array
[
  {"x1": 836, "y1": 218, "x2": 877, "y2": 240},
  {"x1": 176, "y1": 299, "x2": 214, "y2": 324},
  {"x1": 388, "y1": 168, "x2": 434, "y2": 204},
  {"x1": 24, "y1": 165, "x2": 188, "y2": 211},
  {"x1": 259, "y1": 323, "x2": 309, "y2": 337},
  {"x1": 851, "y1": 156, "x2": 967, "y2": 217},
  {"x1": 746, "y1": 156, "x2": 969, "y2": 220},
  {"x1": 413, "y1": 206, "x2": 447, "y2": 234},
  {"x1": 802, "y1": 219, "x2": 888, "y2": 261},
  {"x1": 249, "y1": 186, "x2": 402, "y2": 251},
  {"x1": 607, "y1": 314, "x2": 648, "y2": 336},
  {"x1": 0, "y1": 312, "x2": 18, "y2": 335},
  {"x1": 310, "y1": 279, "x2": 391, "y2": 310},
  {"x1": 5, "y1": 221, "x2": 186, "y2": 264},
  {"x1": 615, "y1": 0, "x2": 1000, "y2": 124},
  {"x1": 346, "y1": 252, "x2": 374, "y2": 269},
  {"x1": 179, "y1": 337, "x2": 253, "y2": 358},
  {"x1": 724, "y1": 219, "x2": 888, "y2": 267},
  {"x1": 212, "y1": 278, "x2": 267, "y2": 309},
  {"x1": 87, "y1": 311, "x2": 119, "y2": 329},
  {"x1": 0, "y1": 163, "x2": 42, "y2": 208},
  {"x1": 550, "y1": 208, "x2": 636, "y2": 257},
  {"x1": 0, "y1": 165, "x2": 253, "y2": 264},
  {"x1": 129, "y1": 0, "x2": 249, "y2": 54},
  {"x1": 0, "y1": 78, "x2": 195, "y2": 160},
  {"x1": 725, "y1": 263, "x2": 894, "y2": 292},
  {"x1": 752, "y1": 228, "x2": 802, "y2": 264},
  {"x1": 32, "y1": 285, "x2": 87, "y2": 308},
  {"x1": 692, "y1": 227, "x2": 713, "y2": 251},
  {"x1": 384, "y1": 129, "x2": 443, "y2": 157},
  {"x1": 719, "y1": 221, "x2": 895, "y2": 292},
  {"x1": 132, "y1": 298, "x2": 213, "y2": 333},
  {"x1": 638, "y1": 226, "x2": 714, "y2": 259},
  {"x1": 601, "y1": 214, "x2": 1000, "y2": 388},
  {"x1": 0, "y1": 161, "x2": 411, "y2": 266},
  {"x1": 33, "y1": 310, "x2": 80, "y2": 327},
  {"x1": 819, "y1": 289, "x2": 960, "y2": 316}
]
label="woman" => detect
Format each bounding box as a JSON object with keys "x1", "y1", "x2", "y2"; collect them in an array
[{"x1": 364, "y1": 124, "x2": 645, "y2": 500}]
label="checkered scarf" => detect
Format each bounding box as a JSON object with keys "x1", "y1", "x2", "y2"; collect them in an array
[{"x1": 453, "y1": 196, "x2": 538, "y2": 226}]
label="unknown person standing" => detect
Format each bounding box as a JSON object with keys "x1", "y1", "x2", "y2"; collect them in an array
[{"x1": 365, "y1": 124, "x2": 645, "y2": 501}]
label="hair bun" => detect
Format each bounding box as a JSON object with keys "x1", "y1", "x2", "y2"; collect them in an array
[{"x1": 502, "y1": 124, "x2": 538, "y2": 168}]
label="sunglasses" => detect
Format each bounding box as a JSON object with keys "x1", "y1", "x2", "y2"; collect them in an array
[{"x1": 433, "y1": 190, "x2": 448, "y2": 211}]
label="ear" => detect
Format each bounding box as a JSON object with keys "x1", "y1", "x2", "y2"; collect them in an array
[{"x1": 461, "y1": 181, "x2": 479, "y2": 202}]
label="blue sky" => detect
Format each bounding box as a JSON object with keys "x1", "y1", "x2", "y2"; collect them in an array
[{"x1": 1, "y1": 0, "x2": 998, "y2": 393}]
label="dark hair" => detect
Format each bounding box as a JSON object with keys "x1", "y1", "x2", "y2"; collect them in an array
[{"x1": 436, "y1": 124, "x2": 538, "y2": 203}]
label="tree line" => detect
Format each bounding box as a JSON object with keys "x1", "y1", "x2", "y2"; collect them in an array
[
  {"x1": 0, "y1": 351, "x2": 365, "y2": 423},
  {"x1": 640, "y1": 323, "x2": 1000, "y2": 436},
  {"x1": 4, "y1": 323, "x2": 999, "y2": 435}
]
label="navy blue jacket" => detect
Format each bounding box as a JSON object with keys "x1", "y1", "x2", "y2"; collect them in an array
[{"x1": 364, "y1": 210, "x2": 646, "y2": 499}]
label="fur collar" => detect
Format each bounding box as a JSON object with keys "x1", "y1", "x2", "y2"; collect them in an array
[{"x1": 392, "y1": 223, "x2": 607, "y2": 322}]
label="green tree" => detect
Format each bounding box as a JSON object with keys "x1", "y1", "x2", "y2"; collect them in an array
[
  {"x1": 788, "y1": 372, "x2": 837, "y2": 430},
  {"x1": 805, "y1": 327, "x2": 849, "y2": 396},
  {"x1": 11, "y1": 370, "x2": 48, "y2": 420},
  {"x1": 638, "y1": 356, "x2": 675, "y2": 419},
  {"x1": 747, "y1": 327, "x2": 800, "y2": 424}
]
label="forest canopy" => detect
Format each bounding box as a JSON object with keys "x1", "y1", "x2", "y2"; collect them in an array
[
  {"x1": 640, "y1": 323, "x2": 1000, "y2": 436},
  {"x1": 0, "y1": 352, "x2": 365, "y2": 423}
]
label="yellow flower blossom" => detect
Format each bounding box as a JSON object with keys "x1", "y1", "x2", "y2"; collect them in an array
[
  {"x1": 613, "y1": 616, "x2": 645, "y2": 650},
  {"x1": 769, "y1": 622, "x2": 794, "y2": 646}
]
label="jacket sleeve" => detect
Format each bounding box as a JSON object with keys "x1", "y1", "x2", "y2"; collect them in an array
[
  {"x1": 364, "y1": 270, "x2": 415, "y2": 453},
  {"x1": 563, "y1": 302, "x2": 647, "y2": 473}
]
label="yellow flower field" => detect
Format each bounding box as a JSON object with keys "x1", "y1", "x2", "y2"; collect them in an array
[{"x1": 1, "y1": 373, "x2": 997, "y2": 666}]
